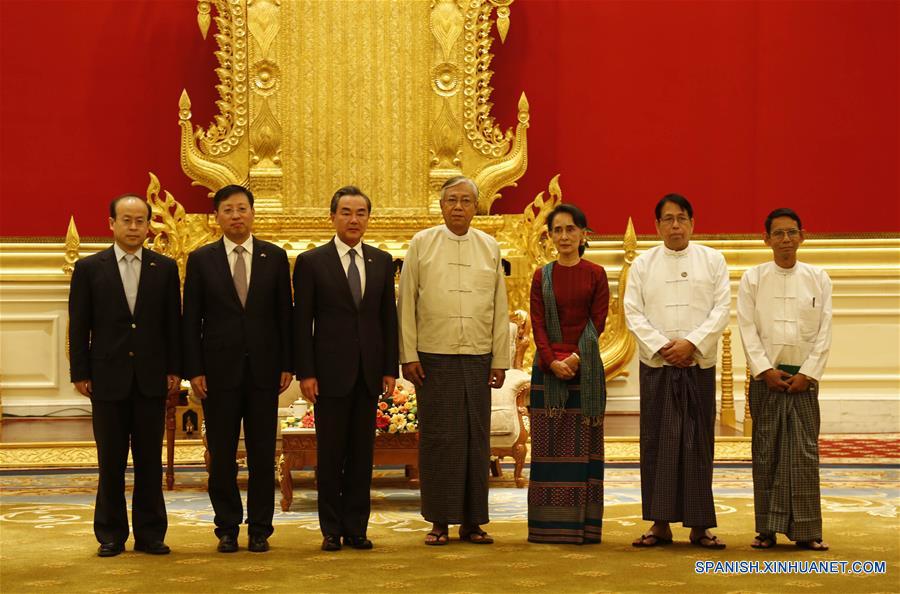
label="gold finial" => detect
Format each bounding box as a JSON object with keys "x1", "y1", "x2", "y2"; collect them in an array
[
  {"x1": 623, "y1": 217, "x2": 637, "y2": 264},
  {"x1": 518, "y1": 92, "x2": 530, "y2": 123},
  {"x1": 197, "y1": 1, "x2": 211, "y2": 40},
  {"x1": 63, "y1": 216, "x2": 80, "y2": 276},
  {"x1": 496, "y1": 5, "x2": 511, "y2": 43},
  {"x1": 179, "y1": 89, "x2": 192, "y2": 121}
]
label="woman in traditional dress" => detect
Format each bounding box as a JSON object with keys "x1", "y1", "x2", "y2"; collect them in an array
[{"x1": 527, "y1": 203, "x2": 609, "y2": 544}]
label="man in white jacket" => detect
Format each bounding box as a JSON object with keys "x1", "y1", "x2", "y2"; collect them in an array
[
  {"x1": 625, "y1": 194, "x2": 730, "y2": 549},
  {"x1": 737, "y1": 207, "x2": 832, "y2": 552}
]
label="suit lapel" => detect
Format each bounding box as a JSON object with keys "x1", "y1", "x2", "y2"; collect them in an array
[
  {"x1": 245, "y1": 237, "x2": 267, "y2": 308},
  {"x1": 132, "y1": 250, "x2": 156, "y2": 318},
  {"x1": 325, "y1": 239, "x2": 356, "y2": 308},
  {"x1": 100, "y1": 246, "x2": 133, "y2": 317},
  {"x1": 360, "y1": 243, "x2": 381, "y2": 307},
  {"x1": 213, "y1": 239, "x2": 243, "y2": 308}
]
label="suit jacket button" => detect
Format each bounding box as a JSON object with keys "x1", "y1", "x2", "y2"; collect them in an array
[
  {"x1": 131, "y1": 323, "x2": 137, "y2": 329},
  {"x1": 128, "y1": 351, "x2": 134, "y2": 357}
]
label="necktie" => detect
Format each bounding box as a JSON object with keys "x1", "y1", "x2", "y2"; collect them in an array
[
  {"x1": 347, "y1": 248, "x2": 362, "y2": 307},
  {"x1": 123, "y1": 254, "x2": 138, "y2": 314},
  {"x1": 233, "y1": 245, "x2": 248, "y2": 307}
]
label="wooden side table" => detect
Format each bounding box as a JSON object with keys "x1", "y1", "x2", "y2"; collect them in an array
[{"x1": 278, "y1": 430, "x2": 420, "y2": 512}]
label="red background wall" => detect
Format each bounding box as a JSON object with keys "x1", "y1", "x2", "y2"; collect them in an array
[{"x1": 1, "y1": 0, "x2": 897, "y2": 237}]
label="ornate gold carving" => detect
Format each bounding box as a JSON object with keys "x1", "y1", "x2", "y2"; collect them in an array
[
  {"x1": 744, "y1": 365, "x2": 753, "y2": 436},
  {"x1": 145, "y1": 173, "x2": 220, "y2": 280},
  {"x1": 427, "y1": 0, "x2": 528, "y2": 214},
  {"x1": 720, "y1": 328, "x2": 736, "y2": 427},
  {"x1": 430, "y1": 99, "x2": 463, "y2": 170},
  {"x1": 431, "y1": 62, "x2": 462, "y2": 97},
  {"x1": 430, "y1": 0, "x2": 464, "y2": 60},
  {"x1": 178, "y1": 90, "x2": 245, "y2": 193},
  {"x1": 247, "y1": 0, "x2": 283, "y2": 211},
  {"x1": 462, "y1": 1, "x2": 512, "y2": 158},
  {"x1": 180, "y1": 1, "x2": 527, "y2": 216},
  {"x1": 197, "y1": 1, "x2": 212, "y2": 39},
  {"x1": 491, "y1": 0, "x2": 513, "y2": 43},
  {"x1": 599, "y1": 217, "x2": 637, "y2": 380},
  {"x1": 0, "y1": 441, "x2": 207, "y2": 468},
  {"x1": 62, "y1": 217, "x2": 80, "y2": 276},
  {"x1": 472, "y1": 92, "x2": 529, "y2": 213},
  {"x1": 179, "y1": 0, "x2": 250, "y2": 194}
]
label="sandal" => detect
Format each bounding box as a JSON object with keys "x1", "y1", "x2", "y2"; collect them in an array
[
  {"x1": 424, "y1": 531, "x2": 449, "y2": 546},
  {"x1": 751, "y1": 534, "x2": 776, "y2": 549},
  {"x1": 459, "y1": 528, "x2": 494, "y2": 544},
  {"x1": 796, "y1": 539, "x2": 829, "y2": 551},
  {"x1": 631, "y1": 533, "x2": 673, "y2": 547},
  {"x1": 690, "y1": 534, "x2": 726, "y2": 549}
]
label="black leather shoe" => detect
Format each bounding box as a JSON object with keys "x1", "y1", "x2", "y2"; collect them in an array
[
  {"x1": 321, "y1": 535, "x2": 342, "y2": 551},
  {"x1": 248, "y1": 536, "x2": 270, "y2": 553},
  {"x1": 343, "y1": 536, "x2": 373, "y2": 550},
  {"x1": 134, "y1": 541, "x2": 171, "y2": 555},
  {"x1": 217, "y1": 534, "x2": 239, "y2": 553},
  {"x1": 97, "y1": 542, "x2": 125, "y2": 557}
]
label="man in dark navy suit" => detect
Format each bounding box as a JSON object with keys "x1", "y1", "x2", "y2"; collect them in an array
[
  {"x1": 183, "y1": 184, "x2": 293, "y2": 553},
  {"x1": 68, "y1": 194, "x2": 181, "y2": 557},
  {"x1": 294, "y1": 186, "x2": 399, "y2": 551}
]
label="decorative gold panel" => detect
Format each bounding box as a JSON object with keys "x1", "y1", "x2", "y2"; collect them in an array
[{"x1": 180, "y1": 0, "x2": 527, "y2": 217}]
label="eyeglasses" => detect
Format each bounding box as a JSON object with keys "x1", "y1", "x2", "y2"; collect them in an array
[
  {"x1": 443, "y1": 197, "x2": 475, "y2": 207},
  {"x1": 658, "y1": 215, "x2": 691, "y2": 226},
  {"x1": 770, "y1": 228, "x2": 800, "y2": 239}
]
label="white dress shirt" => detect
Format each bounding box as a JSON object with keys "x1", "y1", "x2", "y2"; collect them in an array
[
  {"x1": 737, "y1": 260, "x2": 832, "y2": 381},
  {"x1": 114, "y1": 243, "x2": 142, "y2": 286},
  {"x1": 398, "y1": 224, "x2": 510, "y2": 369},
  {"x1": 624, "y1": 243, "x2": 731, "y2": 368},
  {"x1": 223, "y1": 235, "x2": 252, "y2": 287},
  {"x1": 333, "y1": 235, "x2": 366, "y2": 296}
]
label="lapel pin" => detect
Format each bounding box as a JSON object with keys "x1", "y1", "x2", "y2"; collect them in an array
[
  {"x1": 367, "y1": 258, "x2": 373, "y2": 263},
  {"x1": 150, "y1": 262, "x2": 157, "y2": 267},
  {"x1": 260, "y1": 252, "x2": 267, "y2": 258}
]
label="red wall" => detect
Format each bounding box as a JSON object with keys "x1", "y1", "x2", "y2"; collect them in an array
[{"x1": 1, "y1": 0, "x2": 897, "y2": 237}]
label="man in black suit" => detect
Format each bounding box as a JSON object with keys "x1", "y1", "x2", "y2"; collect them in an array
[
  {"x1": 183, "y1": 184, "x2": 293, "y2": 553},
  {"x1": 68, "y1": 194, "x2": 181, "y2": 557},
  {"x1": 294, "y1": 186, "x2": 399, "y2": 551}
]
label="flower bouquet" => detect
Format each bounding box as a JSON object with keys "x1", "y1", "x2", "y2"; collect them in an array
[{"x1": 376, "y1": 382, "x2": 417, "y2": 434}]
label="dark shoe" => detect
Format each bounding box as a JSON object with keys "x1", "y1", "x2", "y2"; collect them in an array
[
  {"x1": 248, "y1": 536, "x2": 270, "y2": 553},
  {"x1": 321, "y1": 535, "x2": 342, "y2": 551},
  {"x1": 134, "y1": 541, "x2": 171, "y2": 555},
  {"x1": 97, "y1": 542, "x2": 125, "y2": 557},
  {"x1": 343, "y1": 536, "x2": 373, "y2": 550},
  {"x1": 217, "y1": 534, "x2": 239, "y2": 553}
]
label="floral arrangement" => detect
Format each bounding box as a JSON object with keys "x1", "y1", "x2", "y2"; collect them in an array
[
  {"x1": 282, "y1": 410, "x2": 316, "y2": 430},
  {"x1": 376, "y1": 383, "x2": 417, "y2": 434},
  {"x1": 281, "y1": 382, "x2": 417, "y2": 435}
]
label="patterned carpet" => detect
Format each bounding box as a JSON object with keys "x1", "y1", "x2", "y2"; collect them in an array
[
  {"x1": 1, "y1": 465, "x2": 898, "y2": 593},
  {"x1": 819, "y1": 435, "x2": 900, "y2": 464}
]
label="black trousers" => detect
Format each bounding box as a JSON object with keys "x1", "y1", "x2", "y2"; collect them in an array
[
  {"x1": 314, "y1": 373, "x2": 378, "y2": 538},
  {"x1": 91, "y1": 387, "x2": 167, "y2": 545},
  {"x1": 202, "y1": 361, "x2": 279, "y2": 539}
]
